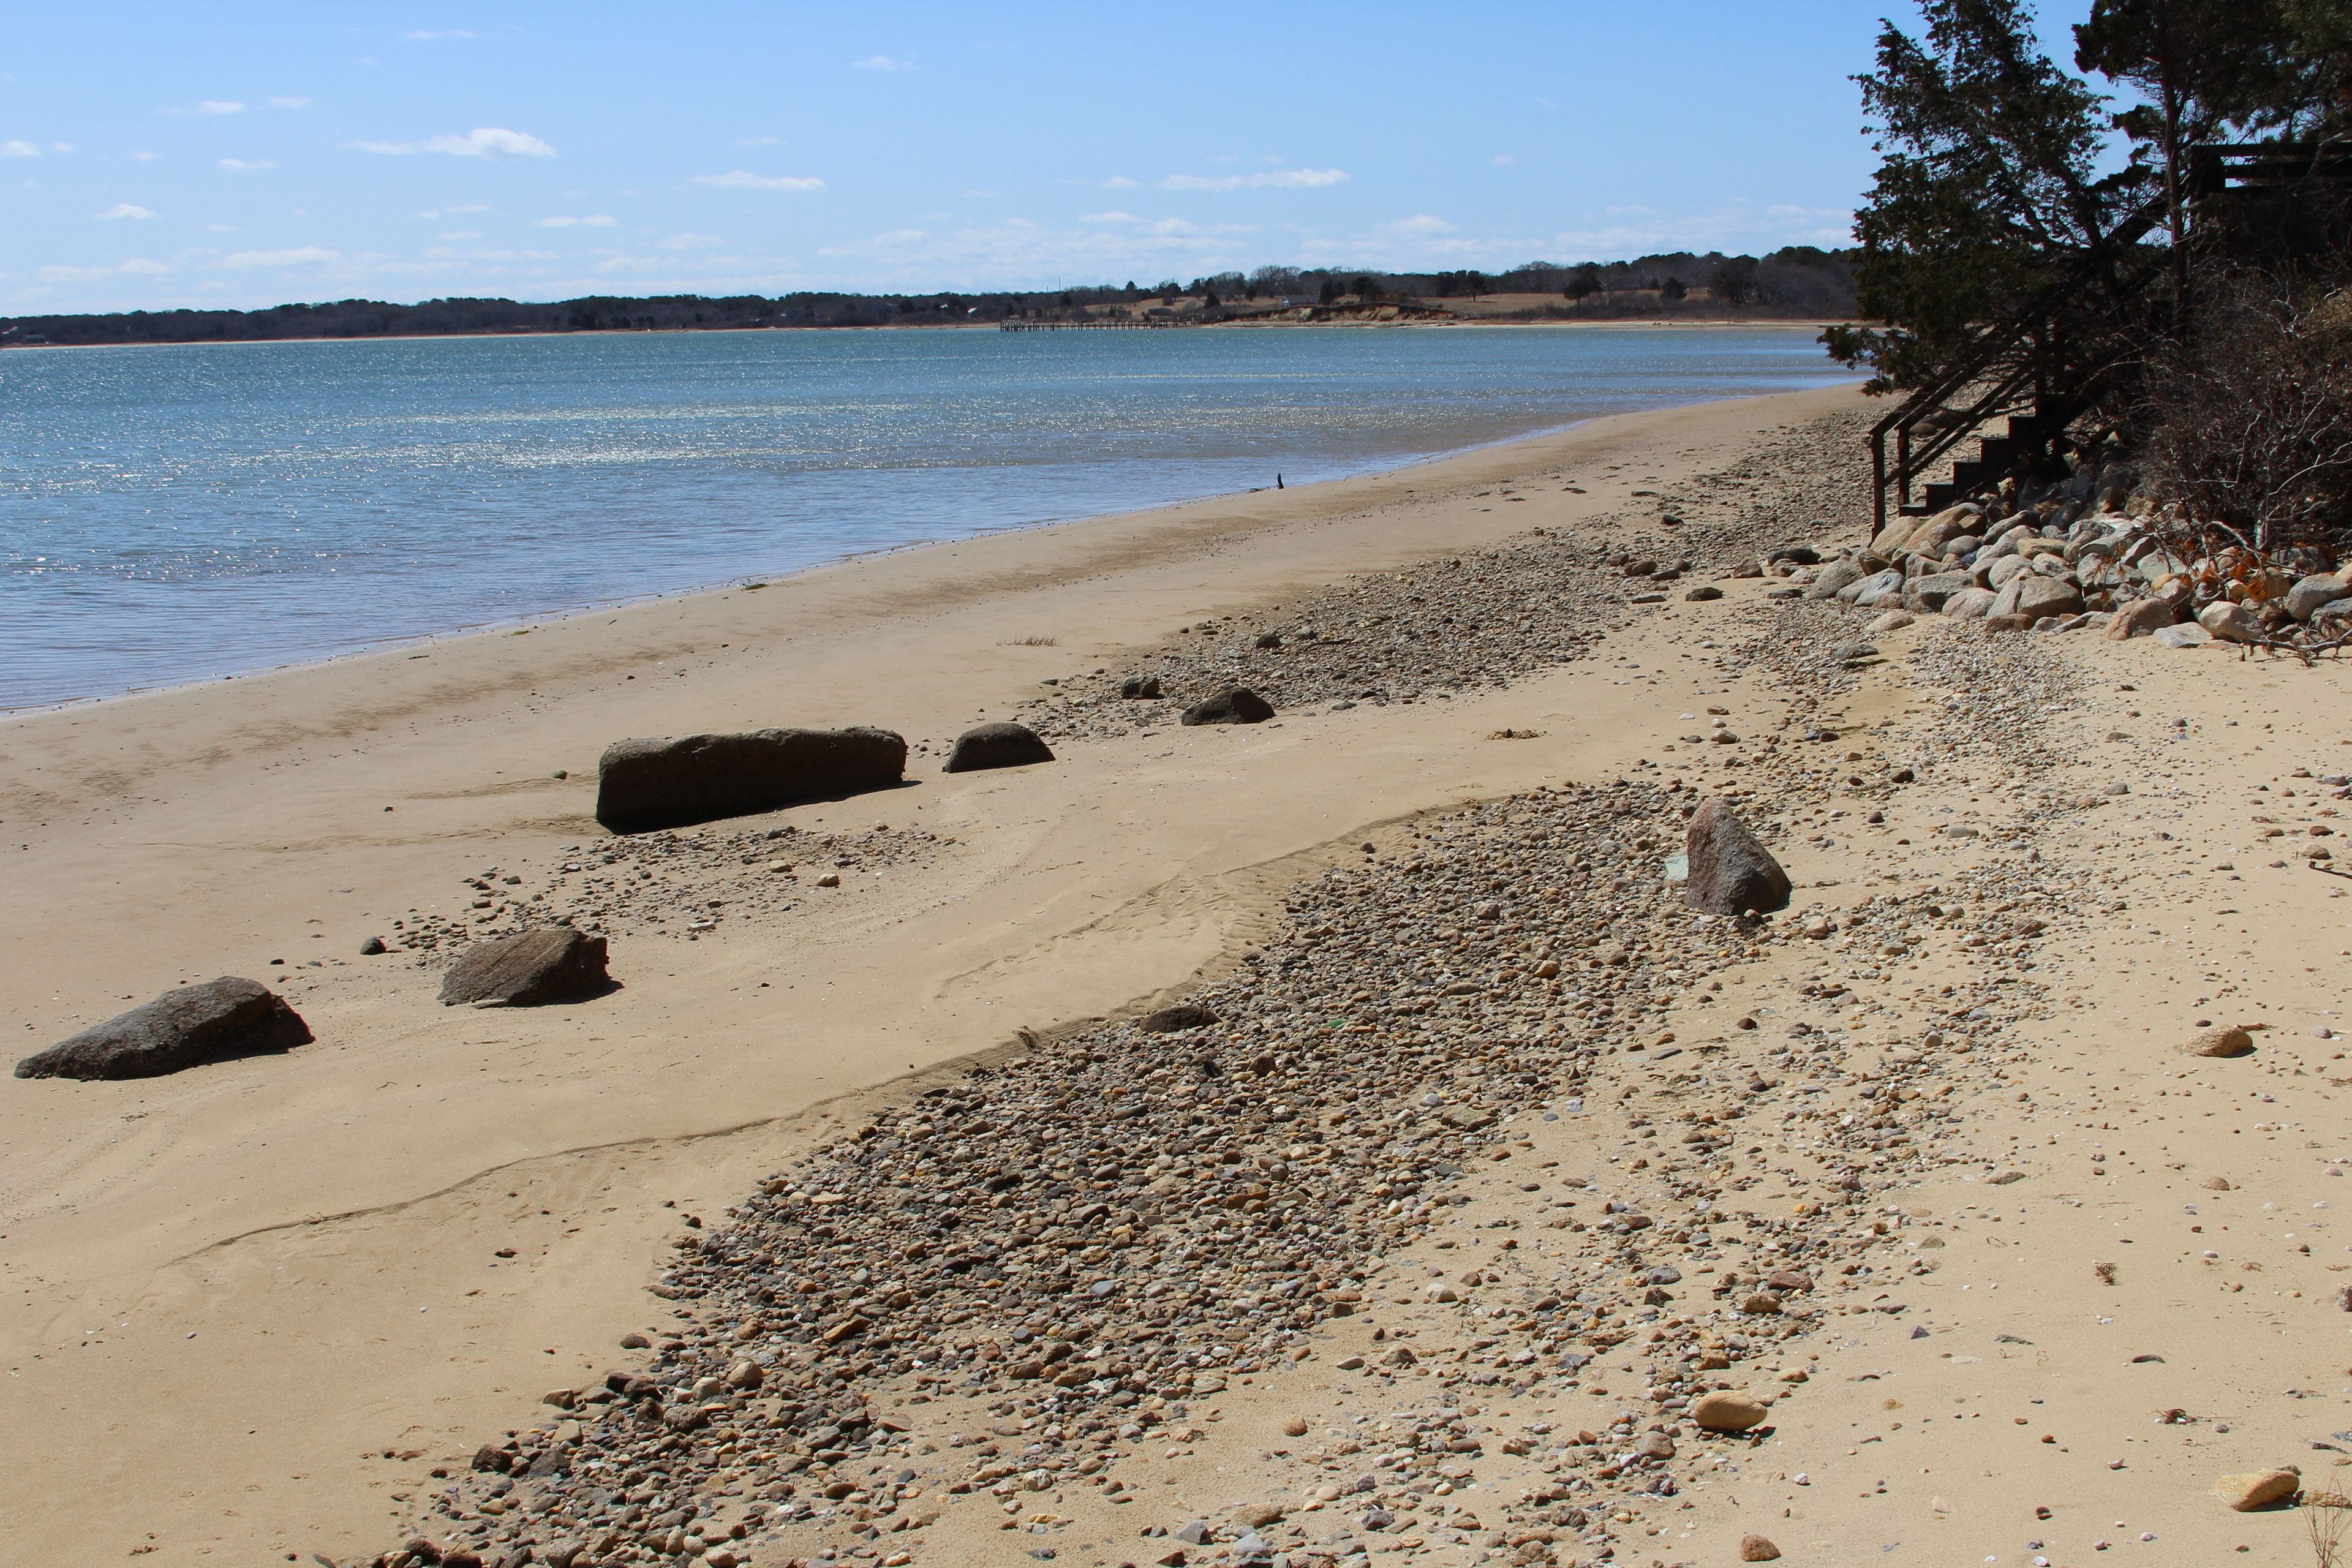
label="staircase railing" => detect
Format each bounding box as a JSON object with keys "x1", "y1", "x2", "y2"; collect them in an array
[{"x1": 1868, "y1": 195, "x2": 2168, "y2": 532}]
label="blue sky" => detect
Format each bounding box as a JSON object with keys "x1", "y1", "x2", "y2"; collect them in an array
[{"x1": 0, "y1": 2, "x2": 2075, "y2": 314}]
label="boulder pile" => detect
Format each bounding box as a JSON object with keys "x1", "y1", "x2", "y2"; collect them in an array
[{"x1": 1773, "y1": 454, "x2": 2352, "y2": 651}]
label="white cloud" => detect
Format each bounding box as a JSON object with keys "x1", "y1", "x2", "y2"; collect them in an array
[
  {"x1": 96, "y1": 202, "x2": 156, "y2": 220},
  {"x1": 1494, "y1": 154, "x2": 1514, "y2": 165},
  {"x1": 132, "y1": 149, "x2": 160, "y2": 161},
  {"x1": 196, "y1": 100, "x2": 244, "y2": 116},
  {"x1": 352, "y1": 127, "x2": 555, "y2": 158},
  {"x1": 0, "y1": 140, "x2": 36, "y2": 157},
  {"x1": 660, "y1": 232, "x2": 725, "y2": 250},
  {"x1": 692, "y1": 170, "x2": 824, "y2": 192},
  {"x1": 1393, "y1": 214, "x2": 1455, "y2": 233},
  {"x1": 37, "y1": 257, "x2": 169, "y2": 281},
  {"x1": 447, "y1": 202, "x2": 489, "y2": 213},
  {"x1": 404, "y1": 29, "x2": 477, "y2": 39},
  {"x1": 1081, "y1": 211, "x2": 1142, "y2": 225},
  {"x1": 437, "y1": 229, "x2": 483, "y2": 239},
  {"x1": 50, "y1": 142, "x2": 73, "y2": 153},
  {"x1": 1159, "y1": 168, "x2": 1348, "y2": 191},
  {"x1": 851, "y1": 55, "x2": 909, "y2": 70},
  {"x1": 1099, "y1": 175, "x2": 1140, "y2": 189},
  {"x1": 219, "y1": 158, "x2": 276, "y2": 172},
  {"x1": 217, "y1": 246, "x2": 340, "y2": 268},
  {"x1": 206, "y1": 223, "x2": 238, "y2": 232},
  {"x1": 535, "y1": 214, "x2": 617, "y2": 227},
  {"x1": 269, "y1": 96, "x2": 312, "y2": 110}
]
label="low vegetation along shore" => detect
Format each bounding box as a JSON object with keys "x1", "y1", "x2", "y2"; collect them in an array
[{"x1": 9, "y1": 386, "x2": 2350, "y2": 1568}]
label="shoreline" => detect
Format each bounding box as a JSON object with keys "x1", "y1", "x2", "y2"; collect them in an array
[
  {"x1": 2, "y1": 375, "x2": 1859, "y2": 720},
  {"x1": 0, "y1": 317, "x2": 1855, "y2": 353}
]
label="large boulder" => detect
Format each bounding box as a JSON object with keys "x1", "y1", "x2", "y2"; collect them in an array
[
  {"x1": 595, "y1": 727, "x2": 907, "y2": 833},
  {"x1": 2198, "y1": 600, "x2": 2263, "y2": 644},
  {"x1": 2105, "y1": 598, "x2": 2177, "y2": 639},
  {"x1": 2286, "y1": 574, "x2": 2351, "y2": 621},
  {"x1": 1683, "y1": 799, "x2": 1792, "y2": 917},
  {"x1": 1139, "y1": 1004, "x2": 1220, "y2": 1033},
  {"x1": 1845, "y1": 568, "x2": 1904, "y2": 608},
  {"x1": 943, "y1": 722, "x2": 1055, "y2": 774},
  {"x1": 440, "y1": 928, "x2": 611, "y2": 1007},
  {"x1": 1180, "y1": 687, "x2": 1274, "y2": 726},
  {"x1": 1806, "y1": 559, "x2": 1866, "y2": 600},
  {"x1": 16, "y1": 978, "x2": 312, "y2": 1081},
  {"x1": 1942, "y1": 586, "x2": 1999, "y2": 620},
  {"x1": 1903, "y1": 571, "x2": 1975, "y2": 612},
  {"x1": 1989, "y1": 571, "x2": 2084, "y2": 622}
]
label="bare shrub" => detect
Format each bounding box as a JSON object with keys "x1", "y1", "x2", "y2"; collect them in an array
[{"x1": 2142, "y1": 265, "x2": 2352, "y2": 552}]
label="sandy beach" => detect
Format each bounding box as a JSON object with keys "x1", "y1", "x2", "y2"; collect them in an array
[{"x1": 9, "y1": 380, "x2": 2350, "y2": 1568}]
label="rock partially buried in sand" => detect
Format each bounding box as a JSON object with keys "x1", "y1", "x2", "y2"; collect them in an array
[
  {"x1": 1683, "y1": 798, "x2": 1792, "y2": 917},
  {"x1": 439, "y1": 928, "x2": 612, "y2": 1008},
  {"x1": 942, "y1": 721, "x2": 1055, "y2": 774},
  {"x1": 595, "y1": 727, "x2": 907, "y2": 834},
  {"x1": 1740, "y1": 1535, "x2": 1782, "y2": 1562},
  {"x1": 1692, "y1": 1391, "x2": 1770, "y2": 1431},
  {"x1": 2185, "y1": 1026, "x2": 2255, "y2": 1058},
  {"x1": 1138, "y1": 1003, "x2": 1219, "y2": 1033},
  {"x1": 1120, "y1": 674, "x2": 1163, "y2": 699},
  {"x1": 15, "y1": 977, "x2": 312, "y2": 1081},
  {"x1": 2212, "y1": 1468, "x2": 2299, "y2": 1510},
  {"x1": 1180, "y1": 686, "x2": 1275, "y2": 726},
  {"x1": 2199, "y1": 600, "x2": 2264, "y2": 644},
  {"x1": 1684, "y1": 584, "x2": 1724, "y2": 602}
]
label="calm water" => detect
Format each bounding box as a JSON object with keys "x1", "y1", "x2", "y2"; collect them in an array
[{"x1": 0, "y1": 326, "x2": 1852, "y2": 710}]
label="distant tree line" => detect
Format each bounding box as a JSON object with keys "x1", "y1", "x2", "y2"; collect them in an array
[{"x1": 0, "y1": 250, "x2": 1856, "y2": 349}]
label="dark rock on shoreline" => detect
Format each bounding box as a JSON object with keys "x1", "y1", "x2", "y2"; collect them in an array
[
  {"x1": 1684, "y1": 797, "x2": 1792, "y2": 916},
  {"x1": 1180, "y1": 687, "x2": 1274, "y2": 726},
  {"x1": 1120, "y1": 674, "x2": 1163, "y2": 699},
  {"x1": 439, "y1": 928, "x2": 612, "y2": 1007},
  {"x1": 1138, "y1": 1003, "x2": 1220, "y2": 1033},
  {"x1": 595, "y1": 728, "x2": 907, "y2": 834},
  {"x1": 941, "y1": 722, "x2": 1055, "y2": 774},
  {"x1": 16, "y1": 978, "x2": 312, "y2": 1080}
]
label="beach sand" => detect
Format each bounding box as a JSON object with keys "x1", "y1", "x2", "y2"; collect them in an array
[{"x1": 6, "y1": 380, "x2": 2348, "y2": 1567}]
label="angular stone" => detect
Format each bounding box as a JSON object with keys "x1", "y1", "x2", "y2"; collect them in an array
[
  {"x1": 2212, "y1": 1468, "x2": 2299, "y2": 1511},
  {"x1": 1683, "y1": 799, "x2": 1792, "y2": 917},
  {"x1": 2198, "y1": 601, "x2": 2263, "y2": 644},
  {"x1": 1120, "y1": 675, "x2": 1164, "y2": 699},
  {"x1": 2105, "y1": 598, "x2": 2177, "y2": 639},
  {"x1": 1990, "y1": 571, "x2": 2084, "y2": 622},
  {"x1": 1691, "y1": 1391, "x2": 1770, "y2": 1432},
  {"x1": 1942, "y1": 586, "x2": 1998, "y2": 620},
  {"x1": 1806, "y1": 559, "x2": 1864, "y2": 600},
  {"x1": 439, "y1": 928, "x2": 611, "y2": 1008},
  {"x1": 2286, "y1": 575, "x2": 2350, "y2": 621},
  {"x1": 15, "y1": 977, "x2": 312, "y2": 1081},
  {"x1": 1904, "y1": 572, "x2": 1975, "y2": 612},
  {"x1": 595, "y1": 728, "x2": 907, "y2": 834},
  {"x1": 943, "y1": 722, "x2": 1055, "y2": 774},
  {"x1": 1180, "y1": 687, "x2": 1274, "y2": 726},
  {"x1": 1846, "y1": 568, "x2": 1904, "y2": 608},
  {"x1": 1867, "y1": 611, "x2": 1915, "y2": 635},
  {"x1": 2153, "y1": 622, "x2": 2211, "y2": 649},
  {"x1": 1740, "y1": 1535, "x2": 1782, "y2": 1562}
]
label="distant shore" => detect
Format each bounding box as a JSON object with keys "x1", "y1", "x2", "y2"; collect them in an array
[{"x1": 0, "y1": 315, "x2": 1853, "y2": 352}]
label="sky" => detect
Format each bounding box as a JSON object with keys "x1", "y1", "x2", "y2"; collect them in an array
[{"x1": 0, "y1": 1, "x2": 2081, "y2": 314}]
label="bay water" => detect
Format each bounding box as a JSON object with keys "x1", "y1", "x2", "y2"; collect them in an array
[{"x1": 0, "y1": 325, "x2": 1853, "y2": 710}]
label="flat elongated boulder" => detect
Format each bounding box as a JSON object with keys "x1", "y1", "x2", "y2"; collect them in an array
[
  {"x1": 943, "y1": 722, "x2": 1055, "y2": 774},
  {"x1": 2106, "y1": 598, "x2": 2177, "y2": 639},
  {"x1": 440, "y1": 928, "x2": 611, "y2": 1007},
  {"x1": 1904, "y1": 571, "x2": 1975, "y2": 612},
  {"x1": 2288, "y1": 575, "x2": 2351, "y2": 620},
  {"x1": 16, "y1": 977, "x2": 312, "y2": 1080},
  {"x1": 1139, "y1": 1004, "x2": 1219, "y2": 1033},
  {"x1": 1684, "y1": 799, "x2": 1792, "y2": 916},
  {"x1": 2213, "y1": 1468, "x2": 2299, "y2": 1510},
  {"x1": 595, "y1": 727, "x2": 907, "y2": 833},
  {"x1": 1180, "y1": 687, "x2": 1274, "y2": 726}
]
